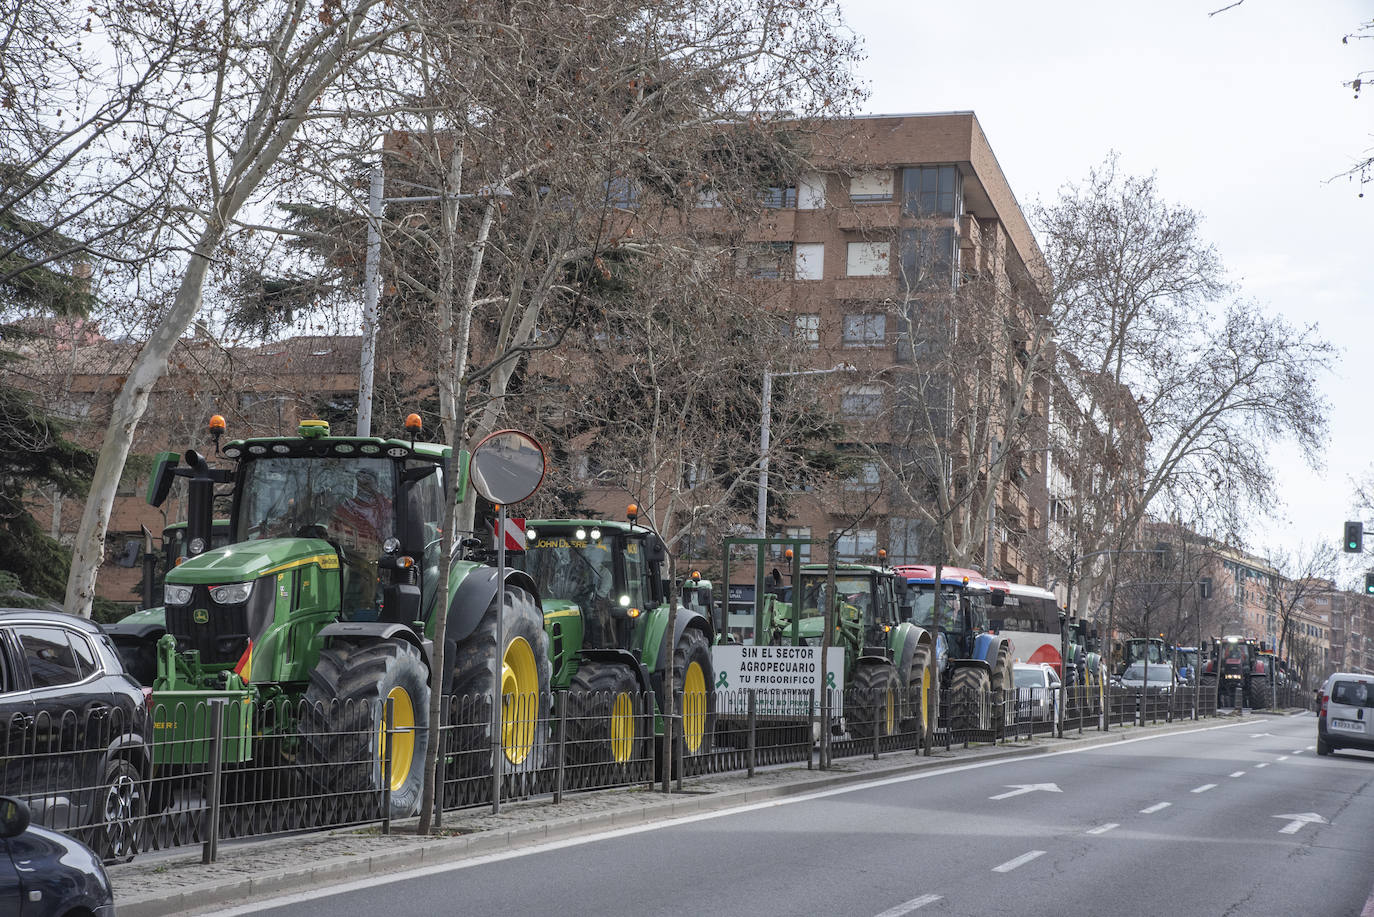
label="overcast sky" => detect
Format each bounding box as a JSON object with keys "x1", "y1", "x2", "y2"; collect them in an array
[{"x1": 837, "y1": 0, "x2": 1374, "y2": 564}]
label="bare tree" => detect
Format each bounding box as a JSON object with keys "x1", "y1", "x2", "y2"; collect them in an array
[
  {"x1": 1035, "y1": 155, "x2": 1334, "y2": 629},
  {"x1": 62, "y1": 0, "x2": 416, "y2": 617},
  {"x1": 1267, "y1": 541, "x2": 1339, "y2": 668}
]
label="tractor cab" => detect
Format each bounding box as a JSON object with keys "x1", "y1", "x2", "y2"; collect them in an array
[
  {"x1": 791, "y1": 563, "x2": 901, "y2": 649},
  {"x1": 520, "y1": 519, "x2": 668, "y2": 652},
  {"x1": 150, "y1": 416, "x2": 448, "y2": 684},
  {"x1": 1121, "y1": 636, "x2": 1168, "y2": 674},
  {"x1": 894, "y1": 565, "x2": 992, "y2": 662}
]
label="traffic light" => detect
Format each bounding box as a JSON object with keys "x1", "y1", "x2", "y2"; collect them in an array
[
  {"x1": 1365, "y1": 572, "x2": 1374, "y2": 596},
  {"x1": 1345, "y1": 521, "x2": 1364, "y2": 553}
]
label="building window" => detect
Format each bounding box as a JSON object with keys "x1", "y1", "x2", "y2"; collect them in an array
[
  {"x1": 846, "y1": 241, "x2": 891, "y2": 277},
  {"x1": 770, "y1": 526, "x2": 813, "y2": 561},
  {"x1": 794, "y1": 314, "x2": 820, "y2": 348},
  {"x1": 740, "y1": 242, "x2": 793, "y2": 280},
  {"x1": 899, "y1": 227, "x2": 957, "y2": 291},
  {"x1": 798, "y1": 172, "x2": 826, "y2": 210},
  {"x1": 841, "y1": 385, "x2": 883, "y2": 419},
  {"x1": 605, "y1": 176, "x2": 639, "y2": 209},
  {"x1": 849, "y1": 171, "x2": 893, "y2": 203},
  {"x1": 794, "y1": 243, "x2": 824, "y2": 280},
  {"x1": 760, "y1": 184, "x2": 797, "y2": 208},
  {"x1": 888, "y1": 517, "x2": 928, "y2": 565},
  {"x1": 842, "y1": 313, "x2": 886, "y2": 347},
  {"x1": 843, "y1": 458, "x2": 880, "y2": 491},
  {"x1": 901, "y1": 165, "x2": 961, "y2": 217},
  {"x1": 834, "y1": 528, "x2": 878, "y2": 562}
]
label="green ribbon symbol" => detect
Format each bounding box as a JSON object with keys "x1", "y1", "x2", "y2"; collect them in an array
[
  {"x1": 715, "y1": 671, "x2": 729, "y2": 689},
  {"x1": 825, "y1": 671, "x2": 838, "y2": 690}
]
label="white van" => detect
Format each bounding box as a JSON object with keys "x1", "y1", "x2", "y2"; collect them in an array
[{"x1": 1317, "y1": 672, "x2": 1374, "y2": 756}]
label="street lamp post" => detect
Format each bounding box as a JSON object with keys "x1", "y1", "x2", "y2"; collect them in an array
[
  {"x1": 756, "y1": 364, "x2": 853, "y2": 536},
  {"x1": 355, "y1": 160, "x2": 512, "y2": 436}
]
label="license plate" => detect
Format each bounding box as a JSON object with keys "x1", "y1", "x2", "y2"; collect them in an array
[{"x1": 1331, "y1": 718, "x2": 1365, "y2": 733}]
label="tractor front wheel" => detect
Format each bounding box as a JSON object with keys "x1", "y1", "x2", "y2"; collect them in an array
[
  {"x1": 850, "y1": 663, "x2": 900, "y2": 740},
  {"x1": 564, "y1": 662, "x2": 641, "y2": 766},
  {"x1": 301, "y1": 640, "x2": 430, "y2": 820}
]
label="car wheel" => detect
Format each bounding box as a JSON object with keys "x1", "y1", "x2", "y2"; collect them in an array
[
  {"x1": 91, "y1": 758, "x2": 145, "y2": 863},
  {"x1": 1316, "y1": 736, "x2": 1331, "y2": 756}
]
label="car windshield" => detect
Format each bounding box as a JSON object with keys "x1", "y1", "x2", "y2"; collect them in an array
[
  {"x1": 1331, "y1": 680, "x2": 1374, "y2": 707},
  {"x1": 1123, "y1": 663, "x2": 1172, "y2": 680},
  {"x1": 236, "y1": 456, "x2": 397, "y2": 550},
  {"x1": 1014, "y1": 668, "x2": 1047, "y2": 689}
]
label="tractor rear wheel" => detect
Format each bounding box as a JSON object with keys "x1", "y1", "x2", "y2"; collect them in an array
[
  {"x1": 850, "y1": 662, "x2": 900, "y2": 740},
  {"x1": 301, "y1": 640, "x2": 430, "y2": 820},
  {"x1": 564, "y1": 662, "x2": 641, "y2": 766},
  {"x1": 1248, "y1": 680, "x2": 1270, "y2": 710},
  {"x1": 664, "y1": 628, "x2": 715, "y2": 758},
  {"x1": 448, "y1": 585, "x2": 552, "y2": 780},
  {"x1": 948, "y1": 665, "x2": 991, "y2": 736},
  {"x1": 990, "y1": 645, "x2": 1014, "y2": 736},
  {"x1": 908, "y1": 643, "x2": 937, "y2": 744}
]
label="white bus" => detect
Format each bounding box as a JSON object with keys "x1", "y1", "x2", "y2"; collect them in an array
[{"x1": 988, "y1": 582, "x2": 1063, "y2": 676}]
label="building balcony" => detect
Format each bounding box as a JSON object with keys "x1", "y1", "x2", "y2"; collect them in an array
[
  {"x1": 744, "y1": 209, "x2": 796, "y2": 241},
  {"x1": 836, "y1": 204, "x2": 901, "y2": 233},
  {"x1": 833, "y1": 277, "x2": 896, "y2": 301}
]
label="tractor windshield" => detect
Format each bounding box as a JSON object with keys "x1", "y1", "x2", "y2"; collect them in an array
[
  {"x1": 523, "y1": 534, "x2": 618, "y2": 618},
  {"x1": 797, "y1": 574, "x2": 873, "y2": 622},
  {"x1": 907, "y1": 587, "x2": 978, "y2": 633},
  {"x1": 236, "y1": 456, "x2": 398, "y2": 549}
]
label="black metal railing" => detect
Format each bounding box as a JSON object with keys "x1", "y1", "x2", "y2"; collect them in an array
[{"x1": 0, "y1": 674, "x2": 1254, "y2": 864}]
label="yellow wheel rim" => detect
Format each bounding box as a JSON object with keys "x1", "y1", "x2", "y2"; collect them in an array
[
  {"x1": 884, "y1": 684, "x2": 897, "y2": 735},
  {"x1": 610, "y1": 692, "x2": 634, "y2": 763},
  {"x1": 682, "y1": 661, "x2": 706, "y2": 753},
  {"x1": 501, "y1": 636, "x2": 538, "y2": 765},
  {"x1": 920, "y1": 667, "x2": 930, "y2": 733},
  {"x1": 382, "y1": 685, "x2": 415, "y2": 792}
]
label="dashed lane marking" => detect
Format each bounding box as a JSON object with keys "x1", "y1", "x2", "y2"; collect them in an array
[
  {"x1": 1291, "y1": 749, "x2": 1304, "y2": 754},
  {"x1": 1229, "y1": 771, "x2": 1246, "y2": 777},
  {"x1": 873, "y1": 894, "x2": 943, "y2": 916},
  {"x1": 1277, "y1": 755, "x2": 1290, "y2": 762},
  {"x1": 1140, "y1": 802, "x2": 1172, "y2": 814},
  {"x1": 1086, "y1": 823, "x2": 1120, "y2": 835},
  {"x1": 1255, "y1": 763, "x2": 1269, "y2": 768},
  {"x1": 1192, "y1": 784, "x2": 1216, "y2": 793},
  {"x1": 993, "y1": 850, "x2": 1046, "y2": 873}
]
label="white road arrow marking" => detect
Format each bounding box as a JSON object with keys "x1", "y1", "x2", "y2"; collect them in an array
[
  {"x1": 1274, "y1": 812, "x2": 1327, "y2": 834},
  {"x1": 989, "y1": 783, "x2": 1062, "y2": 800}
]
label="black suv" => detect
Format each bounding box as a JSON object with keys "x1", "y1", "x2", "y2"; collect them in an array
[{"x1": 0, "y1": 608, "x2": 151, "y2": 862}]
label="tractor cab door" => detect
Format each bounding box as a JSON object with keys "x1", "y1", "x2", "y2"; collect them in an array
[{"x1": 401, "y1": 460, "x2": 447, "y2": 622}]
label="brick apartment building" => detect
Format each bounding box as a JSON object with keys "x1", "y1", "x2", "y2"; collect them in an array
[{"x1": 566, "y1": 111, "x2": 1055, "y2": 583}]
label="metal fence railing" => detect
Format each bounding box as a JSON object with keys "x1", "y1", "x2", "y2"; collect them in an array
[{"x1": 3, "y1": 673, "x2": 1296, "y2": 864}]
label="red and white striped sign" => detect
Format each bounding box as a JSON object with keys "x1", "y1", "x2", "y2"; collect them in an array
[{"x1": 494, "y1": 516, "x2": 526, "y2": 552}]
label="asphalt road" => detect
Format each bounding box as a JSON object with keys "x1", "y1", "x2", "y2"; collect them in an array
[{"x1": 204, "y1": 713, "x2": 1374, "y2": 917}]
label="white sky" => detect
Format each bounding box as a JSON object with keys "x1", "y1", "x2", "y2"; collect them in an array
[{"x1": 838, "y1": 0, "x2": 1374, "y2": 561}]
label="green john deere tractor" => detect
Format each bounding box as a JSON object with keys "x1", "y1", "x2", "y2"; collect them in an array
[
  {"x1": 140, "y1": 416, "x2": 550, "y2": 817},
  {"x1": 722, "y1": 537, "x2": 937, "y2": 744},
  {"x1": 518, "y1": 515, "x2": 715, "y2": 764}
]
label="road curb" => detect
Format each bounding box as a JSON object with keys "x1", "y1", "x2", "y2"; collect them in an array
[{"x1": 113, "y1": 715, "x2": 1245, "y2": 917}]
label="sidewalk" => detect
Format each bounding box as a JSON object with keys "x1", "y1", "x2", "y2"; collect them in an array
[{"x1": 111, "y1": 712, "x2": 1273, "y2": 917}]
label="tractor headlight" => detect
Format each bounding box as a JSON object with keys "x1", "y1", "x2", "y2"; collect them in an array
[
  {"x1": 209, "y1": 581, "x2": 254, "y2": 604},
  {"x1": 164, "y1": 584, "x2": 194, "y2": 606}
]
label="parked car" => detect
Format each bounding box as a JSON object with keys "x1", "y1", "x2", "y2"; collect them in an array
[
  {"x1": 1317, "y1": 672, "x2": 1374, "y2": 756},
  {"x1": 1012, "y1": 663, "x2": 1061, "y2": 723},
  {"x1": 0, "y1": 795, "x2": 115, "y2": 915},
  {"x1": 1119, "y1": 661, "x2": 1178, "y2": 695},
  {"x1": 0, "y1": 608, "x2": 151, "y2": 862}
]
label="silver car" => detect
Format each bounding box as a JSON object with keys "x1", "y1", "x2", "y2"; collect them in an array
[
  {"x1": 1012, "y1": 663, "x2": 1061, "y2": 723},
  {"x1": 1318, "y1": 672, "x2": 1374, "y2": 756},
  {"x1": 1119, "y1": 661, "x2": 1178, "y2": 695}
]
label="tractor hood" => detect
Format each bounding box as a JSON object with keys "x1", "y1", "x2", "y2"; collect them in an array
[
  {"x1": 541, "y1": 597, "x2": 582, "y2": 621},
  {"x1": 164, "y1": 538, "x2": 339, "y2": 584}
]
